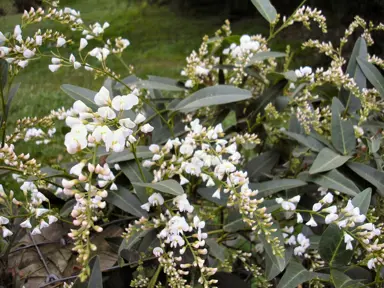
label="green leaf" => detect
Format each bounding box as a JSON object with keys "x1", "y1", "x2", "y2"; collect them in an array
[
  {"x1": 331, "y1": 269, "x2": 364, "y2": 288},
  {"x1": 87, "y1": 256, "x2": 103, "y2": 288},
  {"x1": 5, "y1": 83, "x2": 20, "y2": 119},
  {"x1": 107, "y1": 146, "x2": 153, "y2": 164},
  {"x1": 300, "y1": 169, "x2": 359, "y2": 196},
  {"x1": 142, "y1": 75, "x2": 185, "y2": 91},
  {"x1": 223, "y1": 211, "x2": 248, "y2": 232},
  {"x1": 249, "y1": 179, "x2": 307, "y2": 198},
  {"x1": 119, "y1": 229, "x2": 152, "y2": 254},
  {"x1": 319, "y1": 224, "x2": 353, "y2": 267},
  {"x1": 206, "y1": 238, "x2": 228, "y2": 262},
  {"x1": 115, "y1": 74, "x2": 141, "y2": 89},
  {"x1": 106, "y1": 186, "x2": 148, "y2": 217},
  {"x1": 251, "y1": 0, "x2": 277, "y2": 23},
  {"x1": 260, "y1": 223, "x2": 286, "y2": 280},
  {"x1": 222, "y1": 110, "x2": 237, "y2": 131},
  {"x1": 132, "y1": 180, "x2": 184, "y2": 196},
  {"x1": 245, "y1": 151, "x2": 280, "y2": 181},
  {"x1": 60, "y1": 199, "x2": 76, "y2": 217},
  {"x1": 197, "y1": 187, "x2": 228, "y2": 206},
  {"x1": 347, "y1": 162, "x2": 384, "y2": 195},
  {"x1": 61, "y1": 84, "x2": 98, "y2": 110},
  {"x1": 0, "y1": 59, "x2": 8, "y2": 92},
  {"x1": 309, "y1": 148, "x2": 351, "y2": 174},
  {"x1": 247, "y1": 51, "x2": 285, "y2": 65},
  {"x1": 340, "y1": 37, "x2": 367, "y2": 112},
  {"x1": 277, "y1": 260, "x2": 319, "y2": 288},
  {"x1": 357, "y1": 56, "x2": 384, "y2": 98},
  {"x1": 173, "y1": 85, "x2": 252, "y2": 113},
  {"x1": 352, "y1": 188, "x2": 371, "y2": 215},
  {"x1": 120, "y1": 161, "x2": 152, "y2": 203},
  {"x1": 331, "y1": 98, "x2": 356, "y2": 155},
  {"x1": 283, "y1": 131, "x2": 325, "y2": 152}
]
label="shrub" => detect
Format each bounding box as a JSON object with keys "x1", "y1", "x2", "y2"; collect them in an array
[{"x1": 1, "y1": 0, "x2": 384, "y2": 287}]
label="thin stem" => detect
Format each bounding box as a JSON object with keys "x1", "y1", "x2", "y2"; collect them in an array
[
  {"x1": 29, "y1": 233, "x2": 51, "y2": 275},
  {"x1": 131, "y1": 143, "x2": 146, "y2": 182},
  {"x1": 148, "y1": 264, "x2": 162, "y2": 288}
]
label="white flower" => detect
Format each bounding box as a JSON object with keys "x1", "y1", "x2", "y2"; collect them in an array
[
  {"x1": 295, "y1": 66, "x2": 312, "y2": 78},
  {"x1": 312, "y1": 203, "x2": 322, "y2": 212},
  {"x1": 296, "y1": 213, "x2": 303, "y2": 223},
  {"x1": 31, "y1": 227, "x2": 42, "y2": 235},
  {"x1": 65, "y1": 124, "x2": 88, "y2": 154},
  {"x1": 79, "y1": 38, "x2": 88, "y2": 51},
  {"x1": 74, "y1": 62, "x2": 81, "y2": 69},
  {"x1": 180, "y1": 144, "x2": 194, "y2": 156},
  {"x1": 40, "y1": 220, "x2": 49, "y2": 229},
  {"x1": 148, "y1": 193, "x2": 164, "y2": 206},
  {"x1": 134, "y1": 113, "x2": 146, "y2": 124},
  {"x1": 119, "y1": 118, "x2": 136, "y2": 129},
  {"x1": 35, "y1": 35, "x2": 42, "y2": 45},
  {"x1": 367, "y1": 258, "x2": 377, "y2": 270},
  {"x1": 14, "y1": 25, "x2": 22, "y2": 38},
  {"x1": 212, "y1": 188, "x2": 221, "y2": 199},
  {"x1": 140, "y1": 124, "x2": 154, "y2": 133},
  {"x1": 49, "y1": 64, "x2": 61, "y2": 72},
  {"x1": 0, "y1": 32, "x2": 7, "y2": 42},
  {"x1": 173, "y1": 194, "x2": 194, "y2": 213},
  {"x1": 73, "y1": 100, "x2": 90, "y2": 113},
  {"x1": 20, "y1": 218, "x2": 32, "y2": 229},
  {"x1": 18, "y1": 60, "x2": 28, "y2": 68},
  {"x1": 2, "y1": 227, "x2": 13, "y2": 238},
  {"x1": 70, "y1": 161, "x2": 86, "y2": 176},
  {"x1": 36, "y1": 208, "x2": 49, "y2": 217},
  {"x1": 344, "y1": 233, "x2": 354, "y2": 250},
  {"x1": 98, "y1": 106, "x2": 116, "y2": 119},
  {"x1": 94, "y1": 86, "x2": 111, "y2": 106},
  {"x1": 23, "y1": 49, "x2": 35, "y2": 58},
  {"x1": 51, "y1": 57, "x2": 61, "y2": 64},
  {"x1": 149, "y1": 144, "x2": 160, "y2": 153},
  {"x1": 306, "y1": 216, "x2": 317, "y2": 227},
  {"x1": 153, "y1": 247, "x2": 163, "y2": 257},
  {"x1": 325, "y1": 213, "x2": 339, "y2": 224},
  {"x1": 318, "y1": 187, "x2": 328, "y2": 196},
  {"x1": 140, "y1": 202, "x2": 151, "y2": 212},
  {"x1": 48, "y1": 215, "x2": 58, "y2": 224},
  {"x1": 185, "y1": 80, "x2": 193, "y2": 88},
  {"x1": 169, "y1": 234, "x2": 185, "y2": 248},
  {"x1": 0, "y1": 216, "x2": 9, "y2": 225},
  {"x1": 111, "y1": 95, "x2": 138, "y2": 111},
  {"x1": 57, "y1": 37, "x2": 66, "y2": 47},
  {"x1": 322, "y1": 205, "x2": 337, "y2": 214},
  {"x1": 321, "y1": 192, "x2": 333, "y2": 204}
]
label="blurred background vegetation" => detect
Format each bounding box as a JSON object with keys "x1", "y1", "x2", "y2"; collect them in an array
[{"x1": 0, "y1": 0, "x2": 383, "y2": 162}]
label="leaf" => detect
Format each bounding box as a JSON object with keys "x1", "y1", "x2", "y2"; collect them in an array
[
  {"x1": 251, "y1": 0, "x2": 277, "y2": 23},
  {"x1": 309, "y1": 148, "x2": 351, "y2": 174},
  {"x1": 73, "y1": 256, "x2": 103, "y2": 288},
  {"x1": 247, "y1": 51, "x2": 286, "y2": 65},
  {"x1": 132, "y1": 179, "x2": 184, "y2": 196},
  {"x1": 347, "y1": 162, "x2": 384, "y2": 195},
  {"x1": 206, "y1": 238, "x2": 228, "y2": 262},
  {"x1": 61, "y1": 84, "x2": 98, "y2": 110},
  {"x1": 107, "y1": 146, "x2": 153, "y2": 164},
  {"x1": 142, "y1": 75, "x2": 185, "y2": 91},
  {"x1": 319, "y1": 224, "x2": 353, "y2": 267},
  {"x1": 115, "y1": 74, "x2": 141, "y2": 89},
  {"x1": 222, "y1": 110, "x2": 237, "y2": 131},
  {"x1": 60, "y1": 199, "x2": 77, "y2": 217},
  {"x1": 120, "y1": 161, "x2": 152, "y2": 203},
  {"x1": 5, "y1": 82, "x2": 20, "y2": 118},
  {"x1": 251, "y1": 80, "x2": 287, "y2": 116},
  {"x1": 249, "y1": 179, "x2": 307, "y2": 198},
  {"x1": 277, "y1": 260, "x2": 319, "y2": 288},
  {"x1": 301, "y1": 169, "x2": 359, "y2": 196},
  {"x1": 173, "y1": 85, "x2": 252, "y2": 113},
  {"x1": 357, "y1": 56, "x2": 384, "y2": 98},
  {"x1": 245, "y1": 151, "x2": 280, "y2": 180},
  {"x1": 260, "y1": 223, "x2": 286, "y2": 280},
  {"x1": 332, "y1": 269, "x2": 363, "y2": 288},
  {"x1": 223, "y1": 211, "x2": 248, "y2": 232},
  {"x1": 106, "y1": 186, "x2": 148, "y2": 217},
  {"x1": 283, "y1": 131, "x2": 325, "y2": 152},
  {"x1": 119, "y1": 229, "x2": 153, "y2": 254},
  {"x1": 197, "y1": 187, "x2": 228, "y2": 206},
  {"x1": 331, "y1": 98, "x2": 356, "y2": 155},
  {"x1": 352, "y1": 188, "x2": 371, "y2": 216},
  {"x1": 0, "y1": 59, "x2": 8, "y2": 91},
  {"x1": 340, "y1": 37, "x2": 367, "y2": 112}
]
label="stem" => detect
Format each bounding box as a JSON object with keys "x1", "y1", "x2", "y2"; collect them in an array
[
  {"x1": 131, "y1": 143, "x2": 146, "y2": 182},
  {"x1": 0, "y1": 84, "x2": 6, "y2": 147},
  {"x1": 29, "y1": 233, "x2": 51, "y2": 275},
  {"x1": 148, "y1": 264, "x2": 162, "y2": 288}
]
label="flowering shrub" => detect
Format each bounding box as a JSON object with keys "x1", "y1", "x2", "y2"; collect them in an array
[{"x1": 2, "y1": 0, "x2": 384, "y2": 287}]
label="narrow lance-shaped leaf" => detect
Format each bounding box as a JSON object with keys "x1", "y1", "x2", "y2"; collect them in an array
[
  {"x1": 132, "y1": 179, "x2": 184, "y2": 196},
  {"x1": 309, "y1": 147, "x2": 351, "y2": 174},
  {"x1": 331, "y1": 98, "x2": 356, "y2": 155},
  {"x1": 107, "y1": 146, "x2": 153, "y2": 164},
  {"x1": 352, "y1": 188, "x2": 371, "y2": 215},
  {"x1": 283, "y1": 131, "x2": 325, "y2": 152},
  {"x1": 245, "y1": 151, "x2": 279, "y2": 180},
  {"x1": 206, "y1": 238, "x2": 228, "y2": 262},
  {"x1": 249, "y1": 179, "x2": 307, "y2": 198},
  {"x1": 357, "y1": 56, "x2": 384, "y2": 98},
  {"x1": 251, "y1": 0, "x2": 277, "y2": 23},
  {"x1": 106, "y1": 186, "x2": 148, "y2": 217},
  {"x1": 251, "y1": 80, "x2": 287, "y2": 116},
  {"x1": 173, "y1": 85, "x2": 252, "y2": 113},
  {"x1": 120, "y1": 161, "x2": 152, "y2": 203},
  {"x1": 61, "y1": 84, "x2": 98, "y2": 110},
  {"x1": 331, "y1": 269, "x2": 364, "y2": 288},
  {"x1": 247, "y1": 51, "x2": 286, "y2": 66},
  {"x1": 339, "y1": 37, "x2": 367, "y2": 112},
  {"x1": 347, "y1": 162, "x2": 384, "y2": 196}
]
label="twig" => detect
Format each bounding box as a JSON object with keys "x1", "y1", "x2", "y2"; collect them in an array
[
  {"x1": 8, "y1": 240, "x2": 59, "y2": 255},
  {"x1": 38, "y1": 256, "x2": 158, "y2": 287},
  {"x1": 29, "y1": 233, "x2": 51, "y2": 275}
]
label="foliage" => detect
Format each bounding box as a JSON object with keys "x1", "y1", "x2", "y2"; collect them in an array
[{"x1": 1, "y1": 0, "x2": 384, "y2": 287}]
